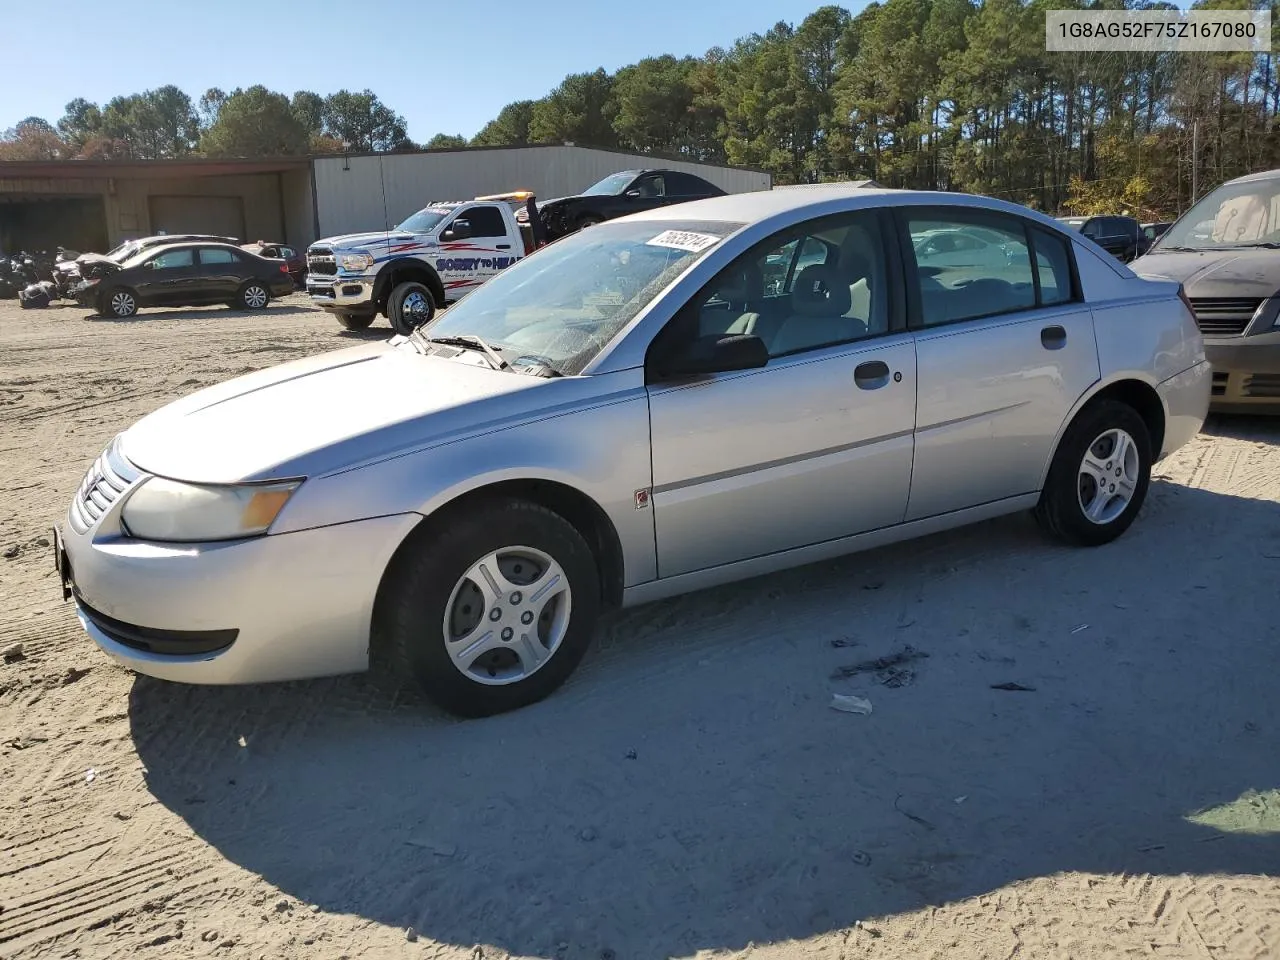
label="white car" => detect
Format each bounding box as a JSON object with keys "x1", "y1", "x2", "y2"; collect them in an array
[{"x1": 55, "y1": 186, "x2": 1211, "y2": 717}]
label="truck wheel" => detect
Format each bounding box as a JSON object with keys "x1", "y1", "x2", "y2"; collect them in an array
[
  {"x1": 335, "y1": 311, "x2": 375, "y2": 331},
  {"x1": 388, "y1": 282, "x2": 435, "y2": 336}
]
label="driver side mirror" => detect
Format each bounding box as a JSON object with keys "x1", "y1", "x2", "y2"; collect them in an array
[
  {"x1": 625, "y1": 189, "x2": 642, "y2": 199},
  {"x1": 442, "y1": 219, "x2": 472, "y2": 241},
  {"x1": 658, "y1": 333, "x2": 769, "y2": 380}
]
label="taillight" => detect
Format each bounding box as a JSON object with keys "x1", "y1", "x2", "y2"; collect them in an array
[{"x1": 279, "y1": 263, "x2": 289, "y2": 273}]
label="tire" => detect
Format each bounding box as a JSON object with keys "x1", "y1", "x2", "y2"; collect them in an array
[
  {"x1": 335, "y1": 311, "x2": 375, "y2": 331},
  {"x1": 374, "y1": 499, "x2": 601, "y2": 718},
  {"x1": 388, "y1": 281, "x2": 435, "y2": 336},
  {"x1": 234, "y1": 281, "x2": 270, "y2": 311},
  {"x1": 1033, "y1": 400, "x2": 1152, "y2": 547},
  {"x1": 577, "y1": 214, "x2": 604, "y2": 230},
  {"x1": 102, "y1": 287, "x2": 138, "y2": 319}
]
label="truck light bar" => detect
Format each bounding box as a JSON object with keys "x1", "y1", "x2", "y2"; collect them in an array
[{"x1": 475, "y1": 190, "x2": 535, "y2": 202}]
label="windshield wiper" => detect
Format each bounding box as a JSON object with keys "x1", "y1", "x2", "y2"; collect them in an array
[
  {"x1": 1233, "y1": 241, "x2": 1280, "y2": 249},
  {"x1": 1157, "y1": 245, "x2": 1200, "y2": 252},
  {"x1": 418, "y1": 333, "x2": 509, "y2": 371}
]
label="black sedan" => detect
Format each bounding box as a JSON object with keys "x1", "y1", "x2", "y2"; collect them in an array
[
  {"x1": 533, "y1": 168, "x2": 728, "y2": 242},
  {"x1": 76, "y1": 241, "x2": 296, "y2": 318}
]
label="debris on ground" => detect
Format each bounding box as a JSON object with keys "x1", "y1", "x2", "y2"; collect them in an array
[
  {"x1": 832, "y1": 646, "x2": 929, "y2": 680},
  {"x1": 851, "y1": 850, "x2": 871, "y2": 866},
  {"x1": 830, "y1": 636, "x2": 861, "y2": 648},
  {"x1": 878, "y1": 666, "x2": 915, "y2": 689},
  {"x1": 62, "y1": 666, "x2": 91, "y2": 685},
  {"x1": 991, "y1": 682, "x2": 1037, "y2": 692},
  {"x1": 830, "y1": 694, "x2": 873, "y2": 715},
  {"x1": 84, "y1": 768, "x2": 96, "y2": 783},
  {"x1": 2, "y1": 544, "x2": 18, "y2": 560},
  {"x1": 406, "y1": 927, "x2": 418, "y2": 942},
  {"x1": 954, "y1": 795, "x2": 968, "y2": 804},
  {"x1": 3, "y1": 643, "x2": 25, "y2": 664},
  {"x1": 893, "y1": 793, "x2": 935, "y2": 831},
  {"x1": 1070, "y1": 624, "x2": 1090, "y2": 634}
]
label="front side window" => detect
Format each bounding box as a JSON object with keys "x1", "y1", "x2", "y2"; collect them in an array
[
  {"x1": 455, "y1": 206, "x2": 506, "y2": 238},
  {"x1": 907, "y1": 212, "x2": 1036, "y2": 326},
  {"x1": 657, "y1": 209, "x2": 891, "y2": 362},
  {"x1": 634, "y1": 175, "x2": 666, "y2": 198},
  {"x1": 146, "y1": 249, "x2": 195, "y2": 270},
  {"x1": 420, "y1": 218, "x2": 742, "y2": 376}
]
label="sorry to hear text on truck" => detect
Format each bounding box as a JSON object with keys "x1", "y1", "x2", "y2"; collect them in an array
[{"x1": 305, "y1": 192, "x2": 546, "y2": 334}]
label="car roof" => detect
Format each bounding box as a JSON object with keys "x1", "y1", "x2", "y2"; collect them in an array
[
  {"x1": 619, "y1": 185, "x2": 1073, "y2": 234},
  {"x1": 1226, "y1": 167, "x2": 1280, "y2": 185},
  {"x1": 126, "y1": 240, "x2": 243, "y2": 259}
]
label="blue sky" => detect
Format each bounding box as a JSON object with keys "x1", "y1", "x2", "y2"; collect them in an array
[{"x1": 3, "y1": 0, "x2": 845, "y2": 142}]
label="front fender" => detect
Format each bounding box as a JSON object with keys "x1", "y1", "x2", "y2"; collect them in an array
[{"x1": 270, "y1": 373, "x2": 658, "y2": 587}]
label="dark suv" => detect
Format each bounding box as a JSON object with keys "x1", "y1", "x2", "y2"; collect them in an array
[
  {"x1": 533, "y1": 169, "x2": 728, "y2": 242},
  {"x1": 1056, "y1": 214, "x2": 1145, "y2": 262}
]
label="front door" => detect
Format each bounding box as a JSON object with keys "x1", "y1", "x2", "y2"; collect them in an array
[
  {"x1": 134, "y1": 248, "x2": 199, "y2": 306},
  {"x1": 900, "y1": 207, "x2": 1101, "y2": 521},
  {"x1": 645, "y1": 208, "x2": 917, "y2": 578},
  {"x1": 437, "y1": 205, "x2": 512, "y2": 300}
]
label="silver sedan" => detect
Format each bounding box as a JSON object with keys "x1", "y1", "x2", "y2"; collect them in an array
[{"x1": 55, "y1": 186, "x2": 1212, "y2": 716}]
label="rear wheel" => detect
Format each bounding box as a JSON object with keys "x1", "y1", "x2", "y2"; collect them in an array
[
  {"x1": 577, "y1": 214, "x2": 604, "y2": 230},
  {"x1": 335, "y1": 311, "x2": 375, "y2": 330},
  {"x1": 388, "y1": 281, "x2": 435, "y2": 336},
  {"x1": 102, "y1": 287, "x2": 138, "y2": 318},
  {"x1": 234, "y1": 282, "x2": 270, "y2": 311},
  {"x1": 1034, "y1": 400, "x2": 1152, "y2": 546},
  {"x1": 374, "y1": 499, "x2": 600, "y2": 717}
]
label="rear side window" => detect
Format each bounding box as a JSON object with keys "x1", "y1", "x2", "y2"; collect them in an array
[
  {"x1": 1031, "y1": 228, "x2": 1075, "y2": 305},
  {"x1": 458, "y1": 206, "x2": 506, "y2": 238},
  {"x1": 907, "y1": 213, "x2": 1036, "y2": 326},
  {"x1": 667, "y1": 172, "x2": 712, "y2": 196},
  {"x1": 149, "y1": 249, "x2": 194, "y2": 269},
  {"x1": 199, "y1": 248, "x2": 238, "y2": 265}
]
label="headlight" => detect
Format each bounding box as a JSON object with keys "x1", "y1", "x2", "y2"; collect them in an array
[
  {"x1": 340, "y1": 253, "x2": 374, "y2": 272},
  {"x1": 121, "y1": 478, "x2": 301, "y2": 542}
]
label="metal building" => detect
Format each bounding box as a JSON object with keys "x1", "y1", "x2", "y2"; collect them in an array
[
  {"x1": 311, "y1": 144, "x2": 772, "y2": 239},
  {"x1": 0, "y1": 146, "x2": 769, "y2": 255}
]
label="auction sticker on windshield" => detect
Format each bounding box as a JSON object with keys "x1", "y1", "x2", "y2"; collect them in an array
[{"x1": 646, "y1": 230, "x2": 722, "y2": 253}]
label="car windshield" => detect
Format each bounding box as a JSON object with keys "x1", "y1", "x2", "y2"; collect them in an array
[
  {"x1": 396, "y1": 207, "x2": 454, "y2": 233},
  {"x1": 1157, "y1": 177, "x2": 1280, "y2": 250},
  {"x1": 108, "y1": 240, "x2": 141, "y2": 261},
  {"x1": 419, "y1": 219, "x2": 743, "y2": 376},
  {"x1": 581, "y1": 173, "x2": 637, "y2": 197}
]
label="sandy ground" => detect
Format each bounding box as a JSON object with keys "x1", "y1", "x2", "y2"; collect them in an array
[{"x1": 1, "y1": 293, "x2": 1279, "y2": 960}]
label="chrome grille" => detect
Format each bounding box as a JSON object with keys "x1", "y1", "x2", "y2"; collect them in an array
[
  {"x1": 1189, "y1": 297, "x2": 1262, "y2": 336},
  {"x1": 68, "y1": 439, "x2": 141, "y2": 534},
  {"x1": 307, "y1": 246, "x2": 337, "y2": 277}
]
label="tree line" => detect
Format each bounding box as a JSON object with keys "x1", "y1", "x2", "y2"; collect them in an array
[{"x1": 3, "y1": 0, "x2": 1279, "y2": 218}]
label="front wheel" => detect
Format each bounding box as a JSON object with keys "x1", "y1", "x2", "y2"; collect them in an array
[
  {"x1": 374, "y1": 499, "x2": 600, "y2": 717},
  {"x1": 1034, "y1": 400, "x2": 1152, "y2": 547},
  {"x1": 388, "y1": 281, "x2": 435, "y2": 336},
  {"x1": 102, "y1": 287, "x2": 138, "y2": 318},
  {"x1": 234, "y1": 281, "x2": 270, "y2": 311}
]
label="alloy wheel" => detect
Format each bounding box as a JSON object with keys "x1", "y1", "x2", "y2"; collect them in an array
[
  {"x1": 442, "y1": 545, "x2": 572, "y2": 685},
  {"x1": 1077, "y1": 427, "x2": 1139, "y2": 525}
]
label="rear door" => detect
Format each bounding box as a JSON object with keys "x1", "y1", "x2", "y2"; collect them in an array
[
  {"x1": 134, "y1": 248, "x2": 199, "y2": 306},
  {"x1": 195, "y1": 246, "x2": 244, "y2": 302},
  {"x1": 901, "y1": 207, "x2": 1100, "y2": 520}
]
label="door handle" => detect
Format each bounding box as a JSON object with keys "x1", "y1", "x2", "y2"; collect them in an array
[
  {"x1": 854, "y1": 360, "x2": 891, "y2": 389},
  {"x1": 496, "y1": 243, "x2": 511, "y2": 249},
  {"x1": 1041, "y1": 325, "x2": 1067, "y2": 350}
]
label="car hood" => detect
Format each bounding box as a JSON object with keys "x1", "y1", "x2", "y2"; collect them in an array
[
  {"x1": 312, "y1": 231, "x2": 426, "y2": 253},
  {"x1": 118, "y1": 340, "x2": 543, "y2": 484},
  {"x1": 1131, "y1": 248, "x2": 1280, "y2": 299}
]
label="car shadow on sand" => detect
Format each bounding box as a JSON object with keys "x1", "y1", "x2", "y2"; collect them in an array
[
  {"x1": 128, "y1": 474, "x2": 1280, "y2": 958},
  {"x1": 82, "y1": 305, "x2": 321, "y2": 322}
]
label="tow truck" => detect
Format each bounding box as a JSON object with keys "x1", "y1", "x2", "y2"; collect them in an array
[{"x1": 305, "y1": 191, "x2": 546, "y2": 334}]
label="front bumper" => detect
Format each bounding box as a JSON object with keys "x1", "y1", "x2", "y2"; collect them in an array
[
  {"x1": 305, "y1": 276, "x2": 375, "y2": 312},
  {"x1": 57, "y1": 485, "x2": 421, "y2": 684},
  {"x1": 1205, "y1": 332, "x2": 1280, "y2": 410}
]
